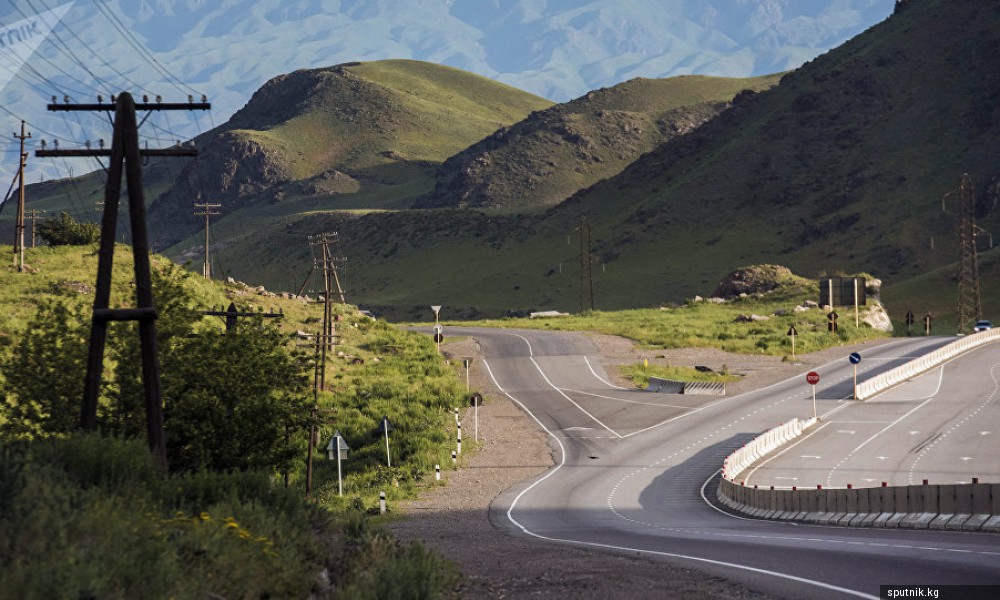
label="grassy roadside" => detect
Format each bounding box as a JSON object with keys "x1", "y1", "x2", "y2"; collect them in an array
[
  {"x1": 444, "y1": 282, "x2": 891, "y2": 358},
  {"x1": 0, "y1": 245, "x2": 469, "y2": 598}
]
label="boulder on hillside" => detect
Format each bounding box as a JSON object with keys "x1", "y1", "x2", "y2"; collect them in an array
[{"x1": 713, "y1": 265, "x2": 793, "y2": 299}]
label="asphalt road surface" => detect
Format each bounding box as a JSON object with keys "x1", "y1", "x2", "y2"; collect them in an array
[
  {"x1": 450, "y1": 327, "x2": 1000, "y2": 599},
  {"x1": 746, "y1": 340, "x2": 1000, "y2": 490}
]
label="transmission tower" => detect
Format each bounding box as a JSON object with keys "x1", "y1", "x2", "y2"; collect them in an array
[
  {"x1": 946, "y1": 173, "x2": 983, "y2": 334},
  {"x1": 37, "y1": 93, "x2": 209, "y2": 467}
]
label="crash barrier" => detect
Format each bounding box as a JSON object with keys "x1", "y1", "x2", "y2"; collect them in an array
[
  {"x1": 721, "y1": 417, "x2": 816, "y2": 481},
  {"x1": 855, "y1": 328, "x2": 1000, "y2": 400},
  {"x1": 717, "y1": 478, "x2": 1000, "y2": 533},
  {"x1": 647, "y1": 377, "x2": 725, "y2": 396}
]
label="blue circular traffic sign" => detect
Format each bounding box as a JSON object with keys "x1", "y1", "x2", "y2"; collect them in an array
[{"x1": 849, "y1": 352, "x2": 861, "y2": 364}]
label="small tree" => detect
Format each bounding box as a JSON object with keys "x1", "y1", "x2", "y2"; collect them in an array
[
  {"x1": 162, "y1": 319, "x2": 312, "y2": 473},
  {"x1": 36, "y1": 212, "x2": 100, "y2": 246},
  {"x1": 0, "y1": 300, "x2": 90, "y2": 439}
]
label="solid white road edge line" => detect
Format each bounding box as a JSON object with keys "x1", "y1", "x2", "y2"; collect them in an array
[
  {"x1": 583, "y1": 355, "x2": 628, "y2": 389},
  {"x1": 483, "y1": 358, "x2": 879, "y2": 600}
]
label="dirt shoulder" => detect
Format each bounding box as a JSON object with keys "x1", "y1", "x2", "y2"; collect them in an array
[{"x1": 388, "y1": 334, "x2": 894, "y2": 598}]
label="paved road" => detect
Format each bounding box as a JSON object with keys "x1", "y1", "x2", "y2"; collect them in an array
[
  {"x1": 746, "y1": 340, "x2": 1000, "y2": 489},
  {"x1": 450, "y1": 327, "x2": 1000, "y2": 599}
]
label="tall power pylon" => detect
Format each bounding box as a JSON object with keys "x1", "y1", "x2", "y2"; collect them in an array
[{"x1": 947, "y1": 173, "x2": 984, "y2": 334}]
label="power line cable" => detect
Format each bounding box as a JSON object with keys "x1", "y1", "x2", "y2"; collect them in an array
[
  {"x1": 0, "y1": 9, "x2": 105, "y2": 96},
  {"x1": 33, "y1": 0, "x2": 149, "y2": 94},
  {"x1": 90, "y1": 0, "x2": 201, "y2": 96}
]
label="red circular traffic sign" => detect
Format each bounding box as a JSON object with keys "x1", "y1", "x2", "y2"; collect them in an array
[{"x1": 806, "y1": 371, "x2": 820, "y2": 385}]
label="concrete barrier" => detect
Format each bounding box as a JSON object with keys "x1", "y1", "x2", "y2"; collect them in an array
[
  {"x1": 929, "y1": 485, "x2": 956, "y2": 530},
  {"x1": 718, "y1": 478, "x2": 999, "y2": 533},
  {"x1": 647, "y1": 377, "x2": 684, "y2": 394},
  {"x1": 856, "y1": 328, "x2": 1000, "y2": 400},
  {"x1": 683, "y1": 381, "x2": 726, "y2": 395},
  {"x1": 899, "y1": 484, "x2": 937, "y2": 529}
]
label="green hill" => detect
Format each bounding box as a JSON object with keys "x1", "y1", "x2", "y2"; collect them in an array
[
  {"x1": 321, "y1": 0, "x2": 999, "y2": 322},
  {"x1": 417, "y1": 74, "x2": 782, "y2": 211}
]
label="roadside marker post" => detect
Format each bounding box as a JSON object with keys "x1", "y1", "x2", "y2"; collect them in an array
[
  {"x1": 457, "y1": 422, "x2": 462, "y2": 455},
  {"x1": 787, "y1": 325, "x2": 799, "y2": 359},
  {"x1": 806, "y1": 371, "x2": 820, "y2": 419},
  {"x1": 463, "y1": 357, "x2": 472, "y2": 391},
  {"x1": 435, "y1": 464, "x2": 441, "y2": 481},
  {"x1": 848, "y1": 352, "x2": 862, "y2": 399},
  {"x1": 470, "y1": 393, "x2": 483, "y2": 443},
  {"x1": 379, "y1": 491, "x2": 386, "y2": 514}
]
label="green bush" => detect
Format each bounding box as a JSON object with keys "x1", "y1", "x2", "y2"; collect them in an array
[{"x1": 0, "y1": 434, "x2": 324, "y2": 600}]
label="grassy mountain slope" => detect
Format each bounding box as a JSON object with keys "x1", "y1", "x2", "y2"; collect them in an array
[
  {"x1": 145, "y1": 59, "x2": 553, "y2": 247},
  {"x1": 315, "y1": 0, "x2": 998, "y2": 321},
  {"x1": 544, "y1": 0, "x2": 1000, "y2": 314},
  {"x1": 417, "y1": 74, "x2": 782, "y2": 210}
]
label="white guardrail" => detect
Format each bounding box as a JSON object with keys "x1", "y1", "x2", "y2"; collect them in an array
[
  {"x1": 722, "y1": 417, "x2": 816, "y2": 482},
  {"x1": 856, "y1": 328, "x2": 1000, "y2": 400}
]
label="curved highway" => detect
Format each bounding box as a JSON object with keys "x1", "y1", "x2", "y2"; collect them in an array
[{"x1": 450, "y1": 327, "x2": 1000, "y2": 599}]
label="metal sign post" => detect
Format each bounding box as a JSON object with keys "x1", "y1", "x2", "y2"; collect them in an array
[
  {"x1": 377, "y1": 416, "x2": 395, "y2": 467},
  {"x1": 431, "y1": 305, "x2": 442, "y2": 353},
  {"x1": 806, "y1": 372, "x2": 820, "y2": 419},
  {"x1": 849, "y1": 352, "x2": 862, "y2": 399},
  {"x1": 326, "y1": 430, "x2": 350, "y2": 497}
]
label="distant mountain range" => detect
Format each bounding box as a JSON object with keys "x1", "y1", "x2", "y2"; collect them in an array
[{"x1": 0, "y1": 0, "x2": 892, "y2": 181}]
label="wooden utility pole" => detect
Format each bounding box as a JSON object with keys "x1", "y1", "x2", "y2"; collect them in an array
[
  {"x1": 201, "y1": 302, "x2": 282, "y2": 333},
  {"x1": 26, "y1": 209, "x2": 47, "y2": 247},
  {"x1": 194, "y1": 202, "x2": 221, "y2": 279},
  {"x1": 579, "y1": 215, "x2": 594, "y2": 313},
  {"x1": 37, "y1": 93, "x2": 209, "y2": 468},
  {"x1": 12, "y1": 121, "x2": 30, "y2": 271}
]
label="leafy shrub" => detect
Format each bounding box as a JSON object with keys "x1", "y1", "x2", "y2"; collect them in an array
[{"x1": 35, "y1": 212, "x2": 100, "y2": 246}]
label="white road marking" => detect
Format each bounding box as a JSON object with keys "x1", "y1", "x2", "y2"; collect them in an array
[
  {"x1": 560, "y1": 387, "x2": 692, "y2": 408},
  {"x1": 485, "y1": 358, "x2": 881, "y2": 600},
  {"x1": 583, "y1": 355, "x2": 628, "y2": 389},
  {"x1": 508, "y1": 333, "x2": 623, "y2": 438}
]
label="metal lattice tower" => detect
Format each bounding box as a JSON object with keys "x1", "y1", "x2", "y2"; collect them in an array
[{"x1": 954, "y1": 173, "x2": 982, "y2": 334}]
